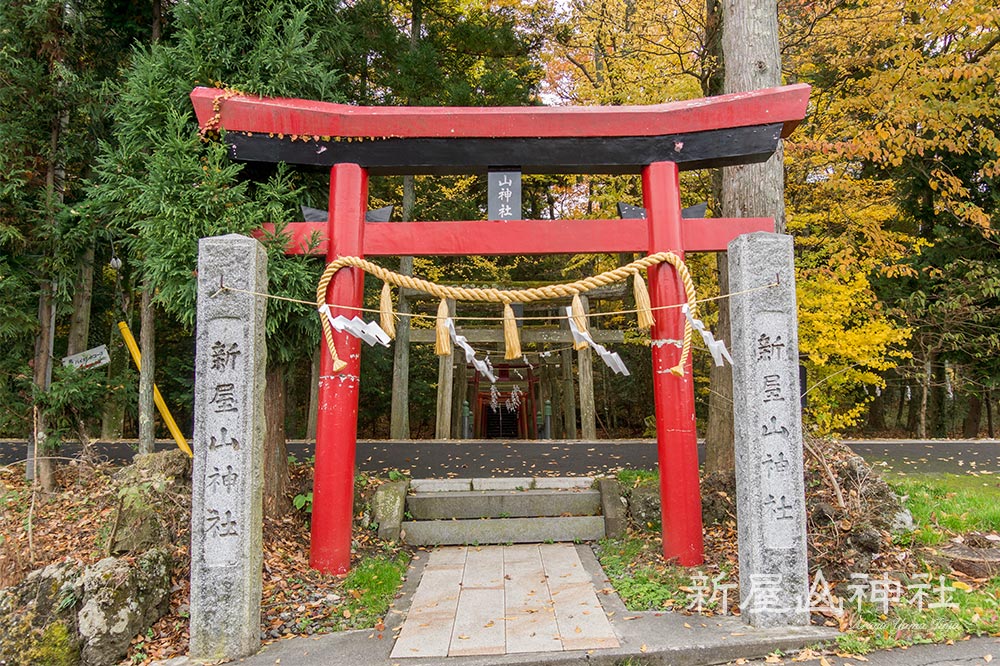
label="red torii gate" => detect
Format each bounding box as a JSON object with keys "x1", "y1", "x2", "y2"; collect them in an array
[{"x1": 192, "y1": 84, "x2": 810, "y2": 574}]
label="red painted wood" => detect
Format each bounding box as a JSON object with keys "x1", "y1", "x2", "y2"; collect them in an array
[
  {"x1": 258, "y1": 217, "x2": 774, "y2": 257},
  {"x1": 191, "y1": 84, "x2": 810, "y2": 141},
  {"x1": 681, "y1": 218, "x2": 773, "y2": 252},
  {"x1": 643, "y1": 162, "x2": 705, "y2": 567},
  {"x1": 310, "y1": 164, "x2": 368, "y2": 575},
  {"x1": 365, "y1": 219, "x2": 649, "y2": 255}
]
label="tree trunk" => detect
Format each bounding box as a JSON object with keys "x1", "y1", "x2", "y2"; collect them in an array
[
  {"x1": 137, "y1": 281, "x2": 156, "y2": 455},
  {"x1": 894, "y1": 384, "x2": 906, "y2": 429},
  {"x1": 390, "y1": 176, "x2": 415, "y2": 439},
  {"x1": 918, "y1": 356, "x2": 930, "y2": 439},
  {"x1": 866, "y1": 379, "x2": 887, "y2": 433},
  {"x1": 987, "y1": 389, "x2": 994, "y2": 438},
  {"x1": 929, "y1": 361, "x2": 947, "y2": 438},
  {"x1": 906, "y1": 383, "x2": 919, "y2": 436},
  {"x1": 963, "y1": 394, "x2": 983, "y2": 439},
  {"x1": 451, "y1": 350, "x2": 468, "y2": 438},
  {"x1": 67, "y1": 245, "x2": 94, "y2": 356},
  {"x1": 705, "y1": 259, "x2": 735, "y2": 473},
  {"x1": 264, "y1": 363, "x2": 290, "y2": 519},
  {"x1": 560, "y1": 347, "x2": 578, "y2": 439},
  {"x1": 722, "y1": 0, "x2": 785, "y2": 219},
  {"x1": 32, "y1": 285, "x2": 57, "y2": 492},
  {"x1": 151, "y1": 0, "x2": 162, "y2": 42},
  {"x1": 67, "y1": 245, "x2": 97, "y2": 456},
  {"x1": 306, "y1": 346, "x2": 320, "y2": 440},
  {"x1": 703, "y1": 1, "x2": 733, "y2": 471},
  {"x1": 33, "y1": 97, "x2": 68, "y2": 491},
  {"x1": 712, "y1": 0, "x2": 784, "y2": 472},
  {"x1": 577, "y1": 296, "x2": 597, "y2": 440}
]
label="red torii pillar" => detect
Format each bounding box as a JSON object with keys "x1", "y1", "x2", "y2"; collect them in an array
[{"x1": 191, "y1": 84, "x2": 810, "y2": 573}]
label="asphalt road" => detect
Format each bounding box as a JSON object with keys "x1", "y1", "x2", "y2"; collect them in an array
[{"x1": 3, "y1": 437, "x2": 1000, "y2": 477}]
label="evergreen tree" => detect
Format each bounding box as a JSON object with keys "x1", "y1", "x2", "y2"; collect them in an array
[{"x1": 0, "y1": 1, "x2": 155, "y2": 487}]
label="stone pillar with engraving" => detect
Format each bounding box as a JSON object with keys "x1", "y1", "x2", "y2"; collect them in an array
[
  {"x1": 190, "y1": 234, "x2": 267, "y2": 659},
  {"x1": 728, "y1": 232, "x2": 808, "y2": 627}
]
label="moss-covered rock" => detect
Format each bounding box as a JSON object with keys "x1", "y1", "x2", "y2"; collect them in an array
[
  {"x1": 78, "y1": 549, "x2": 172, "y2": 666},
  {"x1": 109, "y1": 449, "x2": 191, "y2": 554},
  {"x1": 0, "y1": 549, "x2": 172, "y2": 666},
  {"x1": 0, "y1": 559, "x2": 84, "y2": 665}
]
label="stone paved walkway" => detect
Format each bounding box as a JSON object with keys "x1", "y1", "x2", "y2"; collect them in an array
[{"x1": 390, "y1": 544, "x2": 619, "y2": 659}]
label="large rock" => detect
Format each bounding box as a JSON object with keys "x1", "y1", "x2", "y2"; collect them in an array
[
  {"x1": 110, "y1": 450, "x2": 191, "y2": 554},
  {"x1": 373, "y1": 480, "x2": 408, "y2": 541},
  {"x1": 78, "y1": 549, "x2": 172, "y2": 666},
  {"x1": 0, "y1": 559, "x2": 85, "y2": 665},
  {"x1": 626, "y1": 485, "x2": 661, "y2": 529},
  {"x1": 0, "y1": 550, "x2": 172, "y2": 666}
]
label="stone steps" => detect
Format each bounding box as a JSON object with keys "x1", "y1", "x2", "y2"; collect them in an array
[
  {"x1": 400, "y1": 476, "x2": 616, "y2": 546},
  {"x1": 401, "y1": 515, "x2": 606, "y2": 546},
  {"x1": 408, "y1": 489, "x2": 602, "y2": 520}
]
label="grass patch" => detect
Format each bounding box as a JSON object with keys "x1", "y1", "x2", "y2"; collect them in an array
[
  {"x1": 837, "y1": 472, "x2": 1000, "y2": 652},
  {"x1": 616, "y1": 469, "x2": 658, "y2": 488},
  {"x1": 340, "y1": 552, "x2": 411, "y2": 628},
  {"x1": 887, "y1": 473, "x2": 1000, "y2": 545},
  {"x1": 596, "y1": 535, "x2": 723, "y2": 611},
  {"x1": 836, "y1": 579, "x2": 1000, "y2": 653}
]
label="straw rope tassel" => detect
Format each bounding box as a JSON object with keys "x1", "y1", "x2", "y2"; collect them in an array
[
  {"x1": 502, "y1": 303, "x2": 522, "y2": 360},
  {"x1": 570, "y1": 294, "x2": 589, "y2": 350},
  {"x1": 379, "y1": 282, "x2": 396, "y2": 339},
  {"x1": 315, "y1": 267, "x2": 347, "y2": 373},
  {"x1": 632, "y1": 270, "x2": 654, "y2": 331},
  {"x1": 435, "y1": 298, "x2": 452, "y2": 356}
]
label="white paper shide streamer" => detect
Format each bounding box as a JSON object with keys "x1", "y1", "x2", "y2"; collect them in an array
[
  {"x1": 446, "y1": 319, "x2": 496, "y2": 383},
  {"x1": 319, "y1": 304, "x2": 391, "y2": 347},
  {"x1": 563, "y1": 306, "x2": 630, "y2": 376},
  {"x1": 681, "y1": 304, "x2": 732, "y2": 367}
]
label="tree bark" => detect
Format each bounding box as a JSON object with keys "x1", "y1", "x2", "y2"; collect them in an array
[
  {"x1": 560, "y1": 347, "x2": 578, "y2": 439},
  {"x1": 264, "y1": 363, "x2": 291, "y2": 519},
  {"x1": 390, "y1": 177, "x2": 415, "y2": 439},
  {"x1": 101, "y1": 317, "x2": 128, "y2": 439},
  {"x1": 137, "y1": 281, "x2": 156, "y2": 455},
  {"x1": 918, "y1": 356, "x2": 930, "y2": 439},
  {"x1": 306, "y1": 346, "x2": 320, "y2": 440},
  {"x1": 67, "y1": 245, "x2": 94, "y2": 356},
  {"x1": 929, "y1": 361, "x2": 947, "y2": 438},
  {"x1": 906, "y1": 382, "x2": 919, "y2": 436},
  {"x1": 32, "y1": 285, "x2": 57, "y2": 492},
  {"x1": 866, "y1": 380, "x2": 887, "y2": 432},
  {"x1": 705, "y1": 260, "x2": 735, "y2": 472},
  {"x1": 151, "y1": 0, "x2": 162, "y2": 42},
  {"x1": 987, "y1": 389, "x2": 994, "y2": 438},
  {"x1": 963, "y1": 394, "x2": 983, "y2": 439},
  {"x1": 577, "y1": 296, "x2": 597, "y2": 440},
  {"x1": 703, "y1": 0, "x2": 734, "y2": 472},
  {"x1": 711, "y1": 0, "x2": 784, "y2": 473}
]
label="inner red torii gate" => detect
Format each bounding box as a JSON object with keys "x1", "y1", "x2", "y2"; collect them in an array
[{"x1": 192, "y1": 84, "x2": 810, "y2": 574}]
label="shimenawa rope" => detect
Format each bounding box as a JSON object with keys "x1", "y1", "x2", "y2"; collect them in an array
[{"x1": 316, "y1": 252, "x2": 697, "y2": 376}]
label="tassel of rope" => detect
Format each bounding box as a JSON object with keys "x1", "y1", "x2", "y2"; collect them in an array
[{"x1": 316, "y1": 251, "x2": 697, "y2": 376}]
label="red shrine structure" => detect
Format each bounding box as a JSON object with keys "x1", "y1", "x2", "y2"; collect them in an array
[{"x1": 192, "y1": 84, "x2": 810, "y2": 574}]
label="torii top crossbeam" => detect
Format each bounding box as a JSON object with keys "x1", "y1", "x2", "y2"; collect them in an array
[
  {"x1": 191, "y1": 84, "x2": 810, "y2": 575},
  {"x1": 191, "y1": 84, "x2": 809, "y2": 175}
]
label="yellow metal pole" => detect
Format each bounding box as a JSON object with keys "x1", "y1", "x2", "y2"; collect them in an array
[{"x1": 117, "y1": 321, "x2": 193, "y2": 457}]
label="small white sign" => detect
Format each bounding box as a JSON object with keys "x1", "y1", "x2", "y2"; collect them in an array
[{"x1": 62, "y1": 344, "x2": 111, "y2": 370}]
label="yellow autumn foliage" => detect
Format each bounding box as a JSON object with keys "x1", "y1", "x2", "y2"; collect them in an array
[{"x1": 797, "y1": 270, "x2": 910, "y2": 434}]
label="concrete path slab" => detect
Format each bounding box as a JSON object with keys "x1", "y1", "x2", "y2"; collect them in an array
[
  {"x1": 163, "y1": 542, "x2": 838, "y2": 666},
  {"x1": 390, "y1": 550, "x2": 466, "y2": 658},
  {"x1": 391, "y1": 544, "x2": 619, "y2": 659}
]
